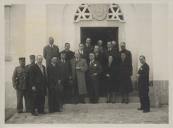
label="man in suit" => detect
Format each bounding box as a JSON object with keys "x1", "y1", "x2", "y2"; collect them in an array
[
  {"x1": 119, "y1": 52, "x2": 133, "y2": 104},
  {"x1": 78, "y1": 43, "x2": 88, "y2": 60},
  {"x1": 104, "y1": 41, "x2": 120, "y2": 103},
  {"x1": 30, "y1": 55, "x2": 47, "y2": 115},
  {"x1": 70, "y1": 52, "x2": 88, "y2": 103},
  {"x1": 84, "y1": 37, "x2": 93, "y2": 60},
  {"x1": 58, "y1": 52, "x2": 71, "y2": 103},
  {"x1": 61, "y1": 43, "x2": 74, "y2": 62},
  {"x1": 97, "y1": 40, "x2": 105, "y2": 53},
  {"x1": 12, "y1": 57, "x2": 27, "y2": 113},
  {"x1": 112, "y1": 40, "x2": 119, "y2": 52},
  {"x1": 93, "y1": 45, "x2": 107, "y2": 97},
  {"x1": 25, "y1": 55, "x2": 36, "y2": 112},
  {"x1": 87, "y1": 53, "x2": 102, "y2": 103},
  {"x1": 47, "y1": 57, "x2": 63, "y2": 113},
  {"x1": 120, "y1": 42, "x2": 133, "y2": 76},
  {"x1": 137, "y1": 55, "x2": 150, "y2": 113},
  {"x1": 43, "y1": 37, "x2": 59, "y2": 66}
]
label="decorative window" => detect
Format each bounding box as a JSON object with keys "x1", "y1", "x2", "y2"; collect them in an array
[
  {"x1": 74, "y1": 4, "x2": 92, "y2": 22},
  {"x1": 107, "y1": 4, "x2": 125, "y2": 22},
  {"x1": 74, "y1": 3, "x2": 125, "y2": 23}
]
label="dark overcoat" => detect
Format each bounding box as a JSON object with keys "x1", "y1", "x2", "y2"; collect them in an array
[
  {"x1": 104, "y1": 49, "x2": 120, "y2": 92},
  {"x1": 119, "y1": 58, "x2": 133, "y2": 93},
  {"x1": 60, "y1": 50, "x2": 74, "y2": 62},
  {"x1": 30, "y1": 64, "x2": 47, "y2": 95},
  {"x1": 138, "y1": 63, "x2": 150, "y2": 96},
  {"x1": 120, "y1": 49, "x2": 133, "y2": 76}
]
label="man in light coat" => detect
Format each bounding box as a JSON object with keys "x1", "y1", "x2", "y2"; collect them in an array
[{"x1": 70, "y1": 51, "x2": 88, "y2": 103}]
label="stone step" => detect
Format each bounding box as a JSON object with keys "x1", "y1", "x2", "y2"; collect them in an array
[{"x1": 84, "y1": 96, "x2": 139, "y2": 103}]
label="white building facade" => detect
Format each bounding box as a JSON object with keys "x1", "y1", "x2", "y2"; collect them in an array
[{"x1": 5, "y1": 3, "x2": 169, "y2": 108}]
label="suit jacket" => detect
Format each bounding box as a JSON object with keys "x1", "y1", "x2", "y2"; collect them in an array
[
  {"x1": 84, "y1": 45, "x2": 93, "y2": 60},
  {"x1": 88, "y1": 60, "x2": 102, "y2": 79},
  {"x1": 120, "y1": 49, "x2": 133, "y2": 76},
  {"x1": 43, "y1": 44, "x2": 59, "y2": 65},
  {"x1": 138, "y1": 63, "x2": 149, "y2": 90},
  {"x1": 70, "y1": 58, "x2": 88, "y2": 95},
  {"x1": 119, "y1": 58, "x2": 133, "y2": 92},
  {"x1": 60, "y1": 50, "x2": 74, "y2": 62},
  {"x1": 57, "y1": 60, "x2": 70, "y2": 84},
  {"x1": 78, "y1": 49, "x2": 88, "y2": 60},
  {"x1": 25, "y1": 63, "x2": 36, "y2": 91},
  {"x1": 47, "y1": 64, "x2": 60, "y2": 89},
  {"x1": 104, "y1": 48, "x2": 120, "y2": 75},
  {"x1": 94, "y1": 52, "x2": 107, "y2": 75},
  {"x1": 30, "y1": 64, "x2": 47, "y2": 95},
  {"x1": 12, "y1": 66, "x2": 27, "y2": 90}
]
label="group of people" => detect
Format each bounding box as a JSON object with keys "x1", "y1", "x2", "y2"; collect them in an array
[{"x1": 12, "y1": 37, "x2": 150, "y2": 116}]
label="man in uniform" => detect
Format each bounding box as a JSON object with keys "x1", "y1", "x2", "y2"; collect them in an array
[
  {"x1": 137, "y1": 55, "x2": 150, "y2": 113},
  {"x1": 87, "y1": 53, "x2": 102, "y2": 103},
  {"x1": 12, "y1": 57, "x2": 27, "y2": 113},
  {"x1": 43, "y1": 37, "x2": 59, "y2": 66},
  {"x1": 25, "y1": 55, "x2": 36, "y2": 112}
]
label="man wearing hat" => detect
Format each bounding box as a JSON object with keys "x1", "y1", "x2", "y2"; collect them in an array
[
  {"x1": 12, "y1": 57, "x2": 27, "y2": 113},
  {"x1": 25, "y1": 55, "x2": 36, "y2": 112}
]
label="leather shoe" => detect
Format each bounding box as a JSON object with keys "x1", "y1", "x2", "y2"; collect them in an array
[
  {"x1": 137, "y1": 108, "x2": 143, "y2": 110},
  {"x1": 143, "y1": 110, "x2": 150, "y2": 113}
]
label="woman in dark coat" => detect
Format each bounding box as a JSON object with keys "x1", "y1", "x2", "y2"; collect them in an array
[{"x1": 119, "y1": 52, "x2": 133, "y2": 104}]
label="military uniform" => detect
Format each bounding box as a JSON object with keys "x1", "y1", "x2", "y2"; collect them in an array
[{"x1": 12, "y1": 62, "x2": 27, "y2": 113}]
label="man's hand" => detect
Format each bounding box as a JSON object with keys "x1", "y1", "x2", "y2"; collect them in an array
[
  {"x1": 58, "y1": 80, "x2": 61, "y2": 85},
  {"x1": 32, "y1": 86, "x2": 36, "y2": 91},
  {"x1": 13, "y1": 85, "x2": 17, "y2": 90},
  {"x1": 69, "y1": 76, "x2": 72, "y2": 80},
  {"x1": 92, "y1": 73, "x2": 98, "y2": 76},
  {"x1": 76, "y1": 67, "x2": 81, "y2": 70},
  {"x1": 106, "y1": 74, "x2": 110, "y2": 77}
]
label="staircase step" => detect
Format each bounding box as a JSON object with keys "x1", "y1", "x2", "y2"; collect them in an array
[{"x1": 84, "y1": 96, "x2": 139, "y2": 103}]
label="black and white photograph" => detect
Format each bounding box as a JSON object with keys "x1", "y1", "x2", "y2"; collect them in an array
[{"x1": 0, "y1": 0, "x2": 173, "y2": 127}]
